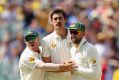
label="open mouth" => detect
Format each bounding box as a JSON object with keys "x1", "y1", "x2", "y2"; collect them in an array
[
  {"x1": 30, "y1": 42, "x2": 35, "y2": 47},
  {"x1": 31, "y1": 44, "x2": 34, "y2": 47}
]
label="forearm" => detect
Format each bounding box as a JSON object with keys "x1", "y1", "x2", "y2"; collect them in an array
[
  {"x1": 47, "y1": 64, "x2": 72, "y2": 72},
  {"x1": 76, "y1": 66, "x2": 97, "y2": 79},
  {"x1": 37, "y1": 62, "x2": 73, "y2": 72},
  {"x1": 37, "y1": 62, "x2": 60, "y2": 71},
  {"x1": 47, "y1": 70, "x2": 68, "y2": 72}
]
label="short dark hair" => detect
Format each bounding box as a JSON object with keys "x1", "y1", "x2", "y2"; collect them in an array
[{"x1": 50, "y1": 8, "x2": 67, "y2": 20}]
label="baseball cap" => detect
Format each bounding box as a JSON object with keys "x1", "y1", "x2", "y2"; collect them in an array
[
  {"x1": 68, "y1": 22, "x2": 85, "y2": 31},
  {"x1": 24, "y1": 29, "x2": 39, "y2": 41}
]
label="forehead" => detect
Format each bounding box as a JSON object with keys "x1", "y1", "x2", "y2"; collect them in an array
[{"x1": 52, "y1": 13, "x2": 64, "y2": 18}]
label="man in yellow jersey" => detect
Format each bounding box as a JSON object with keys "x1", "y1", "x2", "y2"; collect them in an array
[{"x1": 113, "y1": 62, "x2": 119, "y2": 80}]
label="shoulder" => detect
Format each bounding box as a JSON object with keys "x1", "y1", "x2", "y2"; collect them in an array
[
  {"x1": 20, "y1": 48, "x2": 27, "y2": 58},
  {"x1": 85, "y1": 42, "x2": 98, "y2": 55},
  {"x1": 41, "y1": 33, "x2": 54, "y2": 42},
  {"x1": 42, "y1": 32, "x2": 54, "y2": 40},
  {"x1": 19, "y1": 48, "x2": 36, "y2": 66},
  {"x1": 20, "y1": 47, "x2": 33, "y2": 60},
  {"x1": 41, "y1": 32, "x2": 55, "y2": 45},
  {"x1": 85, "y1": 42, "x2": 96, "y2": 50}
]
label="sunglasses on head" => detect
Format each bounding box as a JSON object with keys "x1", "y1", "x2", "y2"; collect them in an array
[
  {"x1": 25, "y1": 35, "x2": 37, "y2": 42},
  {"x1": 70, "y1": 30, "x2": 82, "y2": 35}
]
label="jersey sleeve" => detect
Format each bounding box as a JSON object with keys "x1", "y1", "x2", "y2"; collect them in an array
[
  {"x1": 40, "y1": 39, "x2": 51, "y2": 57},
  {"x1": 76, "y1": 46, "x2": 102, "y2": 80},
  {"x1": 21, "y1": 56, "x2": 42, "y2": 70}
]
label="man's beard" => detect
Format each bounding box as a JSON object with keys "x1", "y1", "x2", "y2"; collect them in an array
[{"x1": 71, "y1": 37, "x2": 81, "y2": 44}]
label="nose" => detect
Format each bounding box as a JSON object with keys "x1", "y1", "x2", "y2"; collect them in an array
[
  {"x1": 71, "y1": 34, "x2": 76, "y2": 37},
  {"x1": 70, "y1": 32, "x2": 76, "y2": 36}
]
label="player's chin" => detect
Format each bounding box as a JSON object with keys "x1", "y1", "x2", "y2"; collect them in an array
[
  {"x1": 56, "y1": 25, "x2": 61, "y2": 28},
  {"x1": 55, "y1": 27, "x2": 61, "y2": 31},
  {"x1": 72, "y1": 39, "x2": 78, "y2": 44}
]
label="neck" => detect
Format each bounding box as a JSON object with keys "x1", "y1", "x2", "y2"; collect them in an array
[
  {"x1": 56, "y1": 28, "x2": 67, "y2": 39},
  {"x1": 74, "y1": 44, "x2": 79, "y2": 48}
]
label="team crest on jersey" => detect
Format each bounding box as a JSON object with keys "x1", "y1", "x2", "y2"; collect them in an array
[
  {"x1": 50, "y1": 42, "x2": 56, "y2": 49},
  {"x1": 91, "y1": 59, "x2": 96, "y2": 64},
  {"x1": 29, "y1": 57, "x2": 35, "y2": 62}
]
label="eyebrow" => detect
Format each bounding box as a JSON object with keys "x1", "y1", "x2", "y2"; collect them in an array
[{"x1": 53, "y1": 16, "x2": 63, "y2": 19}]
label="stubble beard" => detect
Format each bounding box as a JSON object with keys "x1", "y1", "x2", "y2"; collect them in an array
[{"x1": 71, "y1": 37, "x2": 81, "y2": 44}]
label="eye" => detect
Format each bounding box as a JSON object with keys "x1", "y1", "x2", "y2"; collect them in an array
[
  {"x1": 70, "y1": 31, "x2": 79, "y2": 35},
  {"x1": 53, "y1": 17, "x2": 63, "y2": 21},
  {"x1": 54, "y1": 18, "x2": 57, "y2": 21},
  {"x1": 59, "y1": 17, "x2": 62, "y2": 20}
]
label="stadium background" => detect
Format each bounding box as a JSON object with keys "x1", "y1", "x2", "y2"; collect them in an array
[{"x1": 0, "y1": 0, "x2": 119, "y2": 80}]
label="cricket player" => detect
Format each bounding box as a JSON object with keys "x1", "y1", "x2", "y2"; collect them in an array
[
  {"x1": 68, "y1": 22, "x2": 102, "y2": 80},
  {"x1": 19, "y1": 29, "x2": 74, "y2": 80},
  {"x1": 41, "y1": 8, "x2": 74, "y2": 80}
]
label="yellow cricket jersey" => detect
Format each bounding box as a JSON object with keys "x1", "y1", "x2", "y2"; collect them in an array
[{"x1": 113, "y1": 69, "x2": 119, "y2": 80}]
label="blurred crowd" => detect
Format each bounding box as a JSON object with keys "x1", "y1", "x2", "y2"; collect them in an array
[{"x1": 0, "y1": 0, "x2": 119, "y2": 80}]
